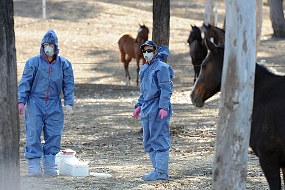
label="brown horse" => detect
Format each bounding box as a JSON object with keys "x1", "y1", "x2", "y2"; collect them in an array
[
  {"x1": 118, "y1": 24, "x2": 149, "y2": 85},
  {"x1": 202, "y1": 23, "x2": 225, "y2": 45},
  {"x1": 191, "y1": 39, "x2": 285, "y2": 190}
]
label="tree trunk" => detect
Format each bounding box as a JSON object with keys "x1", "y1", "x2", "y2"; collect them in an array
[
  {"x1": 269, "y1": 0, "x2": 285, "y2": 37},
  {"x1": 152, "y1": 0, "x2": 170, "y2": 48},
  {"x1": 212, "y1": 0, "x2": 256, "y2": 189},
  {"x1": 204, "y1": 0, "x2": 218, "y2": 26},
  {"x1": 256, "y1": 0, "x2": 263, "y2": 52},
  {"x1": 0, "y1": 0, "x2": 20, "y2": 190}
]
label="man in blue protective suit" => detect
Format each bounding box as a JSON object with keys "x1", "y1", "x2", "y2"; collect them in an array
[
  {"x1": 18, "y1": 30, "x2": 74, "y2": 176},
  {"x1": 132, "y1": 40, "x2": 174, "y2": 181}
]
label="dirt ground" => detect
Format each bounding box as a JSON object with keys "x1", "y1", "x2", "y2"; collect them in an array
[{"x1": 14, "y1": 0, "x2": 285, "y2": 189}]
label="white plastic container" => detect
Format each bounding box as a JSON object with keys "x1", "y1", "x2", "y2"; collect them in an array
[
  {"x1": 55, "y1": 149, "x2": 76, "y2": 175},
  {"x1": 64, "y1": 162, "x2": 89, "y2": 177},
  {"x1": 56, "y1": 149, "x2": 87, "y2": 175}
]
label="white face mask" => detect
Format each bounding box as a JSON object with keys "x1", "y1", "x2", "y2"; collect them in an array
[
  {"x1": 143, "y1": 52, "x2": 154, "y2": 62},
  {"x1": 44, "y1": 46, "x2": 54, "y2": 56}
]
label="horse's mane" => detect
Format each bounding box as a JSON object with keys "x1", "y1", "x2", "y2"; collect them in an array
[
  {"x1": 212, "y1": 25, "x2": 225, "y2": 34},
  {"x1": 203, "y1": 23, "x2": 225, "y2": 33}
]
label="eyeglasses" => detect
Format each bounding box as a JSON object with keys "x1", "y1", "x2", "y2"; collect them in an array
[
  {"x1": 142, "y1": 49, "x2": 155, "y2": 53},
  {"x1": 43, "y1": 43, "x2": 55, "y2": 48}
]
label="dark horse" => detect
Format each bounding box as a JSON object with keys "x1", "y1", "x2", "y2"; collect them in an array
[
  {"x1": 202, "y1": 23, "x2": 225, "y2": 45},
  {"x1": 191, "y1": 39, "x2": 285, "y2": 190},
  {"x1": 118, "y1": 24, "x2": 149, "y2": 85},
  {"x1": 187, "y1": 25, "x2": 207, "y2": 83}
]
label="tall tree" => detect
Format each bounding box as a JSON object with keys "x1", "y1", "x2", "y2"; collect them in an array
[
  {"x1": 0, "y1": 0, "x2": 20, "y2": 189},
  {"x1": 152, "y1": 0, "x2": 170, "y2": 48},
  {"x1": 269, "y1": 0, "x2": 285, "y2": 37},
  {"x1": 256, "y1": 0, "x2": 263, "y2": 52},
  {"x1": 212, "y1": 0, "x2": 256, "y2": 189},
  {"x1": 204, "y1": 0, "x2": 218, "y2": 26}
]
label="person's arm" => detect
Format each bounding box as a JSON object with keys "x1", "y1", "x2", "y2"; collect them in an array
[
  {"x1": 135, "y1": 92, "x2": 144, "y2": 108},
  {"x1": 62, "y1": 60, "x2": 74, "y2": 106},
  {"x1": 134, "y1": 67, "x2": 145, "y2": 108},
  {"x1": 18, "y1": 60, "x2": 35, "y2": 104},
  {"x1": 133, "y1": 93, "x2": 144, "y2": 118},
  {"x1": 157, "y1": 65, "x2": 173, "y2": 110}
]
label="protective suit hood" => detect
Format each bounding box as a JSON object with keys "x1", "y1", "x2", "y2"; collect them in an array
[
  {"x1": 154, "y1": 45, "x2": 170, "y2": 63},
  {"x1": 40, "y1": 30, "x2": 59, "y2": 57},
  {"x1": 152, "y1": 46, "x2": 173, "y2": 79}
]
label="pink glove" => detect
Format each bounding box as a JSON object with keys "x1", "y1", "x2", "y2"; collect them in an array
[
  {"x1": 18, "y1": 103, "x2": 25, "y2": 115},
  {"x1": 132, "y1": 106, "x2": 141, "y2": 119},
  {"x1": 159, "y1": 109, "x2": 168, "y2": 119}
]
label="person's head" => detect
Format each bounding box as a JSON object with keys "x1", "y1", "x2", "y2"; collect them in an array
[
  {"x1": 140, "y1": 40, "x2": 157, "y2": 63},
  {"x1": 41, "y1": 30, "x2": 58, "y2": 57}
]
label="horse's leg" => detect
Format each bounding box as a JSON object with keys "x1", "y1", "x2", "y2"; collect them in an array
[
  {"x1": 120, "y1": 51, "x2": 129, "y2": 85},
  {"x1": 192, "y1": 59, "x2": 198, "y2": 83},
  {"x1": 124, "y1": 55, "x2": 132, "y2": 85},
  {"x1": 120, "y1": 51, "x2": 126, "y2": 64},
  {"x1": 136, "y1": 58, "x2": 140, "y2": 86},
  {"x1": 282, "y1": 168, "x2": 285, "y2": 188},
  {"x1": 259, "y1": 155, "x2": 281, "y2": 190},
  {"x1": 124, "y1": 61, "x2": 131, "y2": 85}
]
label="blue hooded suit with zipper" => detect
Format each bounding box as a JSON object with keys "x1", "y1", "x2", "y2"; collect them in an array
[
  {"x1": 135, "y1": 42, "x2": 174, "y2": 181},
  {"x1": 18, "y1": 30, "x2": 74, "y2": 176}
]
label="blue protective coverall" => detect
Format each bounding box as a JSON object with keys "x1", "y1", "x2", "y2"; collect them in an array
[
  {"x1": 18, "y1": 30, "x2": 74, "y2": 175},
  {"x1": 135, "y1": 45, "x2": 174, "y2": 180}
]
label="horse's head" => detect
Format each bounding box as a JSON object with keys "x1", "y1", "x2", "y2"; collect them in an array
[
  {"x1": 135, "y1": 24, "x2": 149, "y2": 44},
  {"x1": 187, "y1": 25, "x2": 202, "y2": 44},
  {"x1": 203, "y1": 23, "x2": 225, "y2": 45},
  {"x1": 190, "y1": 38, "x2": 224, "y2": 107}
]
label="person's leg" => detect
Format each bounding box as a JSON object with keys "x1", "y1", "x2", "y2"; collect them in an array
[
  {"x1": 142, "y1": 117, "x2": 151, "y2": 152},
  {"x1": 42, "y1": 154, "x2": 58, "y2": 176},
  {"x1": 142, "y1": 112, "x2": 171, "y2": 181},
  {"x1": 141, "y1": 117, "x2": 157, "y2": 175},
  {"x1": 42, "y1": 99, "x2": 64, "y2": 176},
  {"x1": 153, "y1": 150, "x2": 169, "y2": 179},
  {"x1": 25, "y1": 99, "x2": 44, "y2": 176},
  {"x1": 27, "y1": 158, "x2": 42, "y2": 177},
  {"x1": 149, "y1": 150, "x2": 156, "y2": 168},
  {"x1": 141, "y1": 150, "x2": 157, "y2": 178}
]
